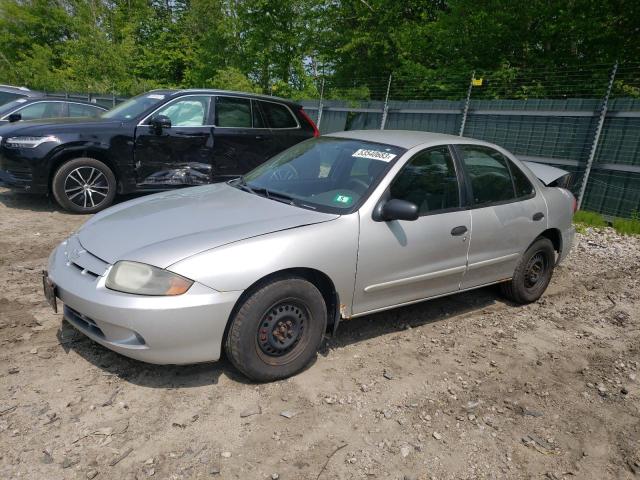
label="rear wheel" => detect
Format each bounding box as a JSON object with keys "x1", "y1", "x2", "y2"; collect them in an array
[
  {"x1": 225, "y1": 276, "x2": 327, "y2": 382},
  {"x1": 51, "y1": 158, "x2": 116, "y2": 214},
  {"x1": 501, "y1": 237, "x2": 555, "y2": 304}
]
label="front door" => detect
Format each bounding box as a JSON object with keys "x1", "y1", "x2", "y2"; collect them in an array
[
  {"x1": 134, "y1": 95, "x2": 214, "y2": 187},
  {"x1": 455, "y1": 144, "x2": 548, "y2": 289},
  {"x1": 211, "y1": 96, "x2": 280, "y2": 179},
  {"x1": 353, "y1": 146, "x2": 471, "y2": 315}
]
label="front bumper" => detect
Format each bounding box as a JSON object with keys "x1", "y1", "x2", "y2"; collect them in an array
[
  {"x1": 47, "y1": 236, "x2": 242, "y2": 364},
  {"x1": 0, "y1": 145, "x2": 50, "y2": 193}
]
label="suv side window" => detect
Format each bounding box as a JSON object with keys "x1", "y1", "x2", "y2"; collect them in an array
[
  {"x1": 389, "y1": 146, "x2": 460, "y2": 215},
  {"x1": 215, "y1": 96, "x2": 252, "y2": 128},
  {"x1": 458, "y1": 145, "x2": 516, "y2": 206},
  {"x1": 153, "y1": 96, "x2": 209, "y2": 127},
  {"x1": 258, "y1": 101, "x2": 297, "y2": 128},
  {"x1": 17, "y1": 102, "x2": 64, "y2": 120},
  {"x1": 68, "y1": 103, "x2": 103, "y2": 118}
]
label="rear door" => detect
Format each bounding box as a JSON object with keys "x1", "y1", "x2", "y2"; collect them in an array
[
  {"x1": 134, "y1": 94, "x2": 214, "y2": 187},
  {"x1": 210, "y1": 96, "x2": 278, "y2": 178},
  {"x1": 455, "y1": 144, "x2": 548, "y2": 289}
]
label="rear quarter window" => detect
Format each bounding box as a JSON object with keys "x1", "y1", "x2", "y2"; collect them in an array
[{"x1": 258, "y1": 101, "x2": 298, "y2": 128}]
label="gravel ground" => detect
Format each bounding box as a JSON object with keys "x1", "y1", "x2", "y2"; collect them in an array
[{"x1": 1, "y1": 186, "x2": 639, "y2": 480}]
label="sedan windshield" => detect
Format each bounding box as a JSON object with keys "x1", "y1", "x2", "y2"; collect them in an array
[
  {"x1": 237, "y1": 137, "x2": 406, "y2": 213},
  {"x1": 101, "y1": 92, "x2": 168, "y2": 120}
]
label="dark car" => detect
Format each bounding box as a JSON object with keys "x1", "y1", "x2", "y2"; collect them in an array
[
  {"x1": 0, "y1": 85, "x2": 45, "y2": 106},
  {"x1": 0, "y1": 89, "x2": 319, "y2": 213},
  {"x1": 0, "y1": 97, "x2": 107, "y2": 124}
]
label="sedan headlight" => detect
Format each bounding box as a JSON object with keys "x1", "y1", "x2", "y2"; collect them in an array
[
  {"x1": 106, "y1": 261, "x2": 193, "y2": 296},
  {"x1": 5, "y1": 135, "x2": 59, "y2": 149}
]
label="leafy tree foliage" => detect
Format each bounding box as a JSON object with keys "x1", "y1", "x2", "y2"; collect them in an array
[{"x1": 0, "y1": 0, "x2": 636, "y2": 98}]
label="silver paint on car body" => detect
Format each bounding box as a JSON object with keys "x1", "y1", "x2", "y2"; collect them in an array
[{"x1": 48, "y1": 130, "x2": 576, "y2": 365}]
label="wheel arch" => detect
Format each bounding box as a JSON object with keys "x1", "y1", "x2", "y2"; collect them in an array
[
  {"x1": 48, "y1": 148, "x2": 119, "y2": 192},
  {"x1": 223, "y1": 267, "x2": 340, "y2": 347},
  {"x1": 538, "y1": 228, "x2": 562, "y2": 255}
]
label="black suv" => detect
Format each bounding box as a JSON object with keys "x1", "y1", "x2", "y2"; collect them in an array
[{"x1": 0, "y1": 89, "x2": 319, "y2": 213}]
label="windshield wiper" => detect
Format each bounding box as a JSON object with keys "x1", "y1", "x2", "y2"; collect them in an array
[{"x1": 231, "y1": 178, "x2": 313, "y2": 209}]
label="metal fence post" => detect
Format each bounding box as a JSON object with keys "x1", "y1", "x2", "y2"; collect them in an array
[
  {"x1": 316, "y1": 78, "x2": 325, "y2": 130},
  {"x1": 577, "y1": 62, "x2": 618, "y2": 210},
  {"x1": 380, "y1": 73, "x2": 392, "y2": 130},
  {"x1": 459, "y1": 70, "x2": 475, "y2": 136}
]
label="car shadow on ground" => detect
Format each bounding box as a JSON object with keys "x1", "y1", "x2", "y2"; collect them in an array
[
  {"x1": 0, "y1": 189, "x2": 59, "y2": 212},
  {"x1": 56, "y1": 285, "x2": 507, "y2": 389},
  {"x1": 0, "y1": 187, "x2": 147, "y2": 213}
]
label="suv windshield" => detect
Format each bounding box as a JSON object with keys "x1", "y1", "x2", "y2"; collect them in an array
[
  {"x1": 237, "y1": 137, "x2": 405, "y2": 213},
  {"x1": 101, "y1": 92, "x2": 168, "y2": 120}
]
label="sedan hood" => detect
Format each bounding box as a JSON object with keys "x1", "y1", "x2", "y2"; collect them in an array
[{"x1": 77, "y1": 183, "x2": 338, "y2": 268}]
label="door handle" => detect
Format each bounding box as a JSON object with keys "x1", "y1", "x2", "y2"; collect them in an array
[
  {"x1": 532, "y1": 212, "x2": 545, "y2": 221},
  {"x1": 255, "y1": 135, "x2": 266, "y2": 141},
  {"x1": 451, "y1": 225, "x2": 468, "y2": 236}
]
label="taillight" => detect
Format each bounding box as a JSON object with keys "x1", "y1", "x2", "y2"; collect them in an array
[
  {"x1": 299, "y1": 108, "x2": 320, "y2": 137},
  {"x1": 571, "y1": 194, "x2": 577, "y2": 213}
]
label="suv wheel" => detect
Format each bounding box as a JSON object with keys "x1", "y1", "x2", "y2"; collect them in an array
[
  {"x1": 225, "y1": 276, "x2": 327, "y2": 382},
  {"x1": 52, "y1": 158, "x2": 116, "y2": 214}
]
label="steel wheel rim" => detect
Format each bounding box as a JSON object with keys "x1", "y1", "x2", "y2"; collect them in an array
[
  {"x1": 524, "y1": 252, "x2": 547, "y2": 289},
  {"x1": 256, "y1": 298, "x2": 309, "y2": 363},
  {"x1": 64, "y1": 166, "x2": 110, "y2": 209}
]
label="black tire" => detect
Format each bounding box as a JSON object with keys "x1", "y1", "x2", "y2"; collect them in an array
[
  {"x1": 51, "y1": 158, "x2": 116, "y2": 214},
  {"x1": 225, "y1": 276, "x2": 327, "y2": 382},
  {"x1": 501, "y1": 237, "x2": 556, "y2": 304}
]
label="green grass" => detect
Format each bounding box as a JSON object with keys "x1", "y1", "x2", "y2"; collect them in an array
[
  {"x1": 573, "y1": 210, "x2": 608, "y2": 228},
  {"x1": 612, "y1": 214, "x2": 640, "y2": 236},
  {"x1": 573, "y1": 209, "x2": 640, "y2": 236}
]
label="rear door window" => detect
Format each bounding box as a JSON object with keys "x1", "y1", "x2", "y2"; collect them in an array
[
  {"x1": 215, "y1": 96, "x2": 252, "y2": 128},
  {"x1": 258, "y1": 101, "x2": 298, "y2": 128},
  {"x1": 458, "y1": 145, "x2": 516, "y2": 206},
  {"x1": 68, "y1": 103, "x2": 103, "y2": 118}
]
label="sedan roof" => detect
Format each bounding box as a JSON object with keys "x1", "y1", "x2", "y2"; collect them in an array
[{"x1": 327, "y1": 129, "x2": 486, "y2": 149}]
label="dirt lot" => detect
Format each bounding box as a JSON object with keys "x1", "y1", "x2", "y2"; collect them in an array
[{"x1": 0, "y1": 186, "x2": 639, "y2": 480}]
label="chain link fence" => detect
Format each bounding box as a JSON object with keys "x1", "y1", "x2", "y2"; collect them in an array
[{"x1": 300, "y1": 62, "x2": 640, "y2": 220}]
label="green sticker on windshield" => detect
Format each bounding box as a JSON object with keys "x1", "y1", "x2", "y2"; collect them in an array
[{"x1": 333, "y1": 194, "x2": 353, "y2": 205}]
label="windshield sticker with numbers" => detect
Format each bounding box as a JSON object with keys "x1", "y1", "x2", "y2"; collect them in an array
[
  {"x1": 352, "y1": 149, "x2": 397, "y2": 162},
  {"x1": 146, "y1": 94, "x2": 166, "y2": 100}
]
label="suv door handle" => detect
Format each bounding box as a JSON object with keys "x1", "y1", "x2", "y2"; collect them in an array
[
  {"x1": 532, "y1": 212, "x2": 545, "y2": 221},
  {"x1": 451, "y1": 226, "x2": 468, "y2": 236},
  {"x1": 255, "y1": 135, "x2": 266, "y2": 141}
]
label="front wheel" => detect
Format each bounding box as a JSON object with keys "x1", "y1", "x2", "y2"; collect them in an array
[
  {"x1": 51, "y1": 158, "x2": 116, "y2": 214},
  {"x1": 225, "y1": 276, "x2": 327, "y2": 382},
  {"x1": 500, "y1": 237, "x2": 555, "y2": 304}
]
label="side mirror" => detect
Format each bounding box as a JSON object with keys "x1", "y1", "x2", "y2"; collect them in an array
[
  {"x1": 380, "y1": 199, "x2": 419, "y2": 221},
  {"x1": 149, "y1": 114, "x2": 171, "y2": 133},
  {"x1": 8, "y1": 113, "x2": 21, "y2": 123}
]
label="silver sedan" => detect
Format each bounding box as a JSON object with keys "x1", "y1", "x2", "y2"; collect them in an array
[{"x1": 45, "y1": 130, "x2": 576, "y2": 381}]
